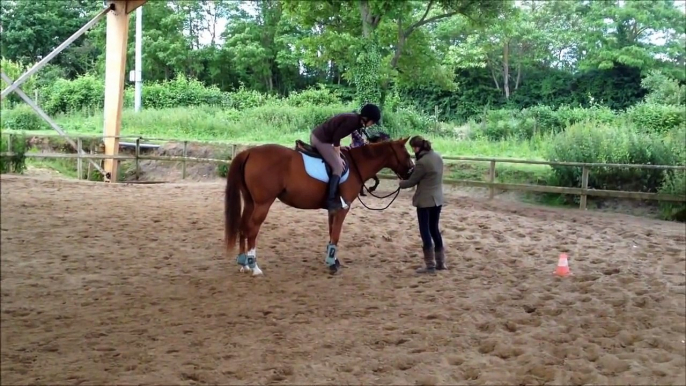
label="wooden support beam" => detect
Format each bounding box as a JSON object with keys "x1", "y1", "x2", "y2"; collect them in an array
[
  {"x1": 106, "y1": 0, "x2": 147, "y2": 15},
  {"x1": 102, "y1": 1, "x2": 131, "y2": 182},
  {"x1": 124, "y1": 0, "x2": 147, "y2": 15}
]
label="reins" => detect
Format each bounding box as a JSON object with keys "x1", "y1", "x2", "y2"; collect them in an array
[
  {"x1": 346, "y1": 143, "x2": 405, "y2": 211},
  {"x1": 357, "y1": 184, "x2": 401, "y2": 211}
]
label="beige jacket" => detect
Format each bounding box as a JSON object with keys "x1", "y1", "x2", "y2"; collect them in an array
[{"x1": 399, "y1": 149, "x2": 444, "y2": 208}]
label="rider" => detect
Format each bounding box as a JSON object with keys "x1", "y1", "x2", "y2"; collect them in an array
[{"x1": 310, "y1": 103, "x2": 382, "y2": 214}]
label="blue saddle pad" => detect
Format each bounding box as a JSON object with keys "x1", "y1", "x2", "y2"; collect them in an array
[{"x1": 301, "y1": 153, "x2": 350, "y2": 184}]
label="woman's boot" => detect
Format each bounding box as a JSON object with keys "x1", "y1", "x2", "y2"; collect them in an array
[
  {"x1": 416, "y1": 248, "x2": 436, "y2": 274},
  {"x1": 435, "y1": 248, "x2": 447, "y2": 270}
]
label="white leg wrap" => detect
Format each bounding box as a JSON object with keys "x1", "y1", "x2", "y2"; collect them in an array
[{"x1": 246, "y1": 248, "x2": 263, "y2": 276}]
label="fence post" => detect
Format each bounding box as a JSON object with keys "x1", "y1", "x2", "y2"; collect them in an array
[
  {"x1": 580, "y1": 166, "x2": 589, "y2": 210},
  {"x1": 135, "y1": 137, "x2": 141, "y2": 180},
  {"x1": 488, "y1": 160, "x2": 496, "y2": 199},
  {"x1": 7, "y1": 133, "x2": 12, "y2": 153},
  {"x1": 87, "y1": 145, "x2": 92, "y2": 181},
  {"x1": 76, "y1": 137, "x2": 83, "y2": 179},
  {"x1": 182, "y1": 140, "x2": 188, "y2": 179},
  {"x1": 231, "y1": 144, "x2": 237, "y2": 159}
]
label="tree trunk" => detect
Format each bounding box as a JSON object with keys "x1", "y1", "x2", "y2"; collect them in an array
[
  {"x1": 503, "y1": 42, "x2": 510, "y2": 99},
  {"x1": 515, "y1": 61, "x2": 521, "y2": 91},
  {"x1": 488, "y1": 59, "x2": 500, "y2": 90},
  {"x1": 390, "y1": 16, "x2": 406, "y2": 70},
  {"x1": 360, "y1": 1, "x2": 372, "y2": 38},
  {"x1": 359, "y1": 0, "x2": 381, "y2": 38}
]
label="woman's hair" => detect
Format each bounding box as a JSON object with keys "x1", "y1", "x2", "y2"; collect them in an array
[{"x1": 409, "y1": 135, "x2": 432, "y2": 151}]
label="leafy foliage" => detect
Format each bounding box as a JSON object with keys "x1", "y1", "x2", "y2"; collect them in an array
[
  {"x1": 0, "y1": 133, "x2": 27, "y2": 174},
  {"x1": 2, "y1": 0, "x2": 685, "y2": 220},
  {"x1": 545, "y1": 122, "x2": 677, "y2": 193},
  {"x1": 1, "y1": 105, "x2": 51, "y2": 131}
]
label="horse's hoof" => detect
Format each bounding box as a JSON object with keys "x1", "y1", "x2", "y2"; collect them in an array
[{"x1": 328, "y1": 265, "x2": 339, "y2": 275}]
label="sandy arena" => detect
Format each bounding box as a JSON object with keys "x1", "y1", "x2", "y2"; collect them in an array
[{"x1": 1, "y1": 174, "x2": 685, "y2": 385}]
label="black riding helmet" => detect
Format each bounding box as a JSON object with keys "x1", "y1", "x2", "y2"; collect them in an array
[{"x1": 360, "y1": 103, "x2": 382, "y2": 125}]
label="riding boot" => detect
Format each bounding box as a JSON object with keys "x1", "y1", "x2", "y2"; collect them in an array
[
  {"x1": 415, "y1": 248, "x2": 436, "y2": 274},
  {"x1": 435, "y1": 248, "x2": 447, "y2": 270},
  {"x1": 327, "y1": 174, "x2": 343, "y2": 214}
]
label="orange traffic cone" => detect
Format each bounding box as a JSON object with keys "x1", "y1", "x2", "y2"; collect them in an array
[{"x1": 554, "y1": 253, "x2": 572, "y2": 277}]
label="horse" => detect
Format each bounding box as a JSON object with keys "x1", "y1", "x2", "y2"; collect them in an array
[{"x1": 224, "y1": 137, "x2": 415, "y2": 275}]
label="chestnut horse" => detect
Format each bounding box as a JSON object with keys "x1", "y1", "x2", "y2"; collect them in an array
[{"x1": 224, "y1": 137, "x2": 414, "y2": 275}]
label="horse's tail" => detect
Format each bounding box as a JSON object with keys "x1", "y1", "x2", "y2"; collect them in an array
[{"x1": 225, "y1": 149, "x2": 250, "y2": 256}]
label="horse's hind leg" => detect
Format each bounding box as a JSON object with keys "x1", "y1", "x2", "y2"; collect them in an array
[
  {"x1": 237, "y1": 201, "x2": 254, "y2": 272},
  {"x1": 244, "y1": 200, "x2": 274, "y2": 276}
]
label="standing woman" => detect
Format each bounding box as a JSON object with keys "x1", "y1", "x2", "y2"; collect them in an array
[{"x1": 398, "y1": 136, "x2": 446, "y2": 273}]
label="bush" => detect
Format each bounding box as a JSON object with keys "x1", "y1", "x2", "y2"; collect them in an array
[
  {"x1": 519, "y1": 105, "x2": 563, "y2": 137},
  {"x1": 0, "y1": 58, "x2": 38, "y2": 110},
  {"x1": 553, "y1": 104, "x2": 616, "y2": 128},
  {"x1": 40, "y1": 73, "x2": 232, "y2": 115},
  {"x1": 0, "y1": 133, "x2": 27, "y2": 174},
  {"x1": 658, "y1": 170, "x2": 686, "y2": 221},
  {"x1": 657, "y1": 124, "x2": 686, "y2": 221},
  {"x1": 139, "y1": 74, "x2": 228, "y2": 109},
  {"x1": 476, "y1": 109, "x2": 519, "y2": 140},
  {"x1": 476, "y1": 104, "x2": 617, "y2": 140},
  {"x1": 381, "y1": 106, "x2": 438, "y2": 138},
  {"x1": 545, "y1": 122, "x2": 677, "y2": 192},
  {"x1": 41, "y1": 73, "x2": 105, "y2": 115},
  {"x1": 641, "y1": 70, "x2": 686, "y2": 106},
  {"x1": 624, "y1": 102, "x2": 686, "y2": 134},
  {"x1": 224, "y1": 85, "x2": 281, "y2": 110},
  {"x1": 286, "y1": 84, "x2": 342, "y2": 107},
  {"x1": 1, "y1": 105, "x2": 50, "y2": 131}
]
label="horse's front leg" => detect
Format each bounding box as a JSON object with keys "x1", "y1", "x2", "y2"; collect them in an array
[
  {"x1": 368, "y1": 175, "x2": 380, "y2": 193},
  {"x1": 326, "y1": 208, "x2": 350, "y2": 275}
]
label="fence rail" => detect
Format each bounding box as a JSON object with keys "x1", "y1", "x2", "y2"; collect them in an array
[{"x1": 2, "y1": 134, "x2": 685, "y2": 209}]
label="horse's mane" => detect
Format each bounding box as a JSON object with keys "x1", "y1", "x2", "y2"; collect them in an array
[{"x1": 346, "y1": 140, "x2": 393, "y2": 160}]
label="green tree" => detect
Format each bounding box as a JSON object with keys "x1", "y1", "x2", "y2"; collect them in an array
[
  {"x1": 0, "y1": 0, "x2": 102, "y2": 78},
  {"x1": 574, "y1": 0, "x2": 686, "y2": 79}
]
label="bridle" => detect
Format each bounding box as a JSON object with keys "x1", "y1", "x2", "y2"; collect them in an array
[{"x1": 346, "y1": 141, "x2": 414, "y2": 211}]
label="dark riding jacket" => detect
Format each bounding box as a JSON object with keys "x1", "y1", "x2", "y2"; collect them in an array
[{"x1": 312, "y1": 113, "x2": 363, "y2": 147}]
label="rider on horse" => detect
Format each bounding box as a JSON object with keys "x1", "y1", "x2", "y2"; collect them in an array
[{"x1": 310, "y1": 103, "x2": 382, "y2": 214}]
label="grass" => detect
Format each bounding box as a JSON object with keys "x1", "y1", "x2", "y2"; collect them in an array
[
  {"x1": 8, "y1": 106, "x2": 550, "y2": 152},
  {"x1": 5, "y1": 103, "x2": 683, "y2": 221},
  {"x1": 5, "y1": 105, "x2": 561, "y2": 202}
]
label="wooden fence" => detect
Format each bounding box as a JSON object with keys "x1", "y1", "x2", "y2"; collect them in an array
[{"x1": 2, "y1": 133, "x2": 685, "y2": 210}]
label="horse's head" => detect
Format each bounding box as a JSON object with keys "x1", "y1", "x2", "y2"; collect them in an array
[
  {"x1": 348, "y1": 136, "x2": 414, "y2": 180},
  {"x1": 374, "y1": 137, "x2": 414, "y2": 180}
]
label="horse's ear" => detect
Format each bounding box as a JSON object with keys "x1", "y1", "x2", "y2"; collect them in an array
[{"x1": 400, "y1": 137, "x2": 410, "y2": 145}]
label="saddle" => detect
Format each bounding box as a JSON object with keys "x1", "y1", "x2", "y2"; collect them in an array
[{"x1": 295, "y1": 140, "x2": 350, "y2": 179}]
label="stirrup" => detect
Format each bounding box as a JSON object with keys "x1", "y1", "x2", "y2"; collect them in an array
[{"x1": 328, "y1": 196, "x2": 348, "y2": 211}]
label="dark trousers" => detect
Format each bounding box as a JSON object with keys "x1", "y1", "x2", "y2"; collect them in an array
[{"x1": 417, "y1": 205, "x2": 443, "y2": 251}]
